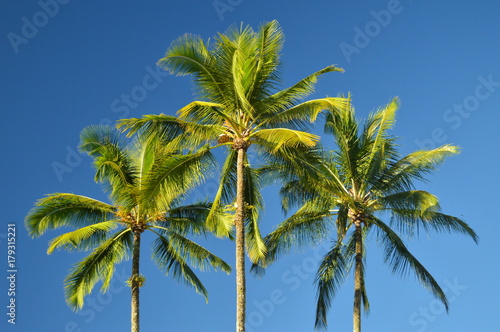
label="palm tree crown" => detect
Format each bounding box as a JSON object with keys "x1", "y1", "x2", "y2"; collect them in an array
[
  {"x1": 25, "y1": 126, "x2": 230, "y2": 332},
  {"x1": 255, "y1": 97, "x2": 478, "y2": 331},
  {"x1": 118, "y1": 20, "x2": 346, "y2": 332}
]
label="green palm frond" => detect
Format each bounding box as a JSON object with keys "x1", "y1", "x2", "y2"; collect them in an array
[
  {"x1": 177, "y1": 101, "x2": 227, "y2": 125},
  {"x1": 419, "y1": 212, "x2": 478, "y2": 242},
  {"x1": 140, "y1": 147, "x2": 216, "y2": 211},
  {"x1": 378, "y1": 190, "x2": 439, "y2": 212},
  {"x1": 25, "y1": 193, "x2": 115, "y2": 237},
  {"x1": 359, "y1": 98, "x2": 399, "y2": 192},
  {"x1": 179, "y1": 122, "x2": 228, "y2": 148},
  {"x1": 47, "y1": 221, "x2": 119, "y2": 254},
  {"x1": 117, "y1": 114, "x2": 186, "y2": 142},
  {"x1": 243, "y1": 163, "x2": 265, "y2": 262},
  {"x1": 158, "y1": 33, "x2": 214, "y2": 77},
  {"x1": 259, "y1": 146, "x2": 327, "y2": 199},
  {"x1": 389, "y1": 207, "x2": 478, "y2": 242},
  {"x1": 261, "y1": 97, "x2": 347, "y2": 129},
  {"x1": 315, "y1": 236, "x2": 355, "y2": 330},
  {"x1": 375, "y1": 145, "x2": 460, "y2": 193},
  {"x1": 279, "y1": 179, "x2": 320, "y2": 214},
  {"x1": 327, "y1": 103, "x2": 364, "y2": 190},
  {"x1": 362, "y1": 97, "x2": 399, "y2": 151},
  {"x1": 259, "y1": 67, "x2": 344, "y2": 121},
  {"x1": 252, "y1": 206, "x2": 332, "y2": 276},
  {"x1": 245, "y1": 20, "x2": 283, "y2": 105},
  {"x1": 162, "y1": 202, "x2": 216, "y2": 236},
  {"x1": 79, "y1": 125, "x2": 136, "y2": 206},
  {"x1": 158, "y1": 33, "x2": 226, "y2": 103},
  {"x1": 64, "y1": 229, "x2": 132, "y2": 310},
  {"x1": 206, "y1": 148, "x2": 238, "y2": 237},
  {"x1": 160, "y1": 231, "x2": 231, "y2": 274},
  {"x1": 250, "y1": 128, "x2": 319, "y2": 153},
  {"x1": 370, "y1": 216, "x2": 449, "y2": 310},
  {"x1": 151, "y1": 234, "x2": 210, "y2": 301}
]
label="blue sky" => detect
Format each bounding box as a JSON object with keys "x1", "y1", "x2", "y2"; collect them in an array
[{"x1": 1, "y1": 1, "x2": 499, "y2": 331}]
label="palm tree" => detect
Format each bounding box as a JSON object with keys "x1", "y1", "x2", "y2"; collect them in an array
[
  {"x1": 254, "y1": 97, "x2": 478, "y2": 331},
  {"x1": 25, "y1": 126, "x2": 231, "y2": 332},
  {"x1": 117, "y1": 20, "x2": 346, "y2": 332}
]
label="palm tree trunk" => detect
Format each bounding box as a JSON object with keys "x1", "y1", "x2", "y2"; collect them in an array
[
  {"x1": 131, "y1": 230, "x2": 141, "y2": 332},
  {"x1": 353, "y1": 222, "x2": 362, "y2": 332},
  {"x1": 235, "y1": 146, "x2": 247, "y2": 332}
]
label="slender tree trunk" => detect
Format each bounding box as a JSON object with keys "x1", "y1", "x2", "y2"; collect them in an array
[
  {"x1": 353, "y1": 221, "x2": 362, "y2": 332},
  {"x1": 235, "y1": 146, "x2": 247, "y2": 332},
  {"x1": 131, "y1": 230, "x2": 141, "y2": 332}
]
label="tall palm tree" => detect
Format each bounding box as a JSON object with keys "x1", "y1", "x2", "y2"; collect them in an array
[
  {"x1": 254, "y1": 97, "x2": 478, "y2": 331},
  {"x1": 25, "y1": 126, "x2": 231, "y2": 332},
  {"x1": 117, "y1": 20, "x2": 346, "y2": 332}
]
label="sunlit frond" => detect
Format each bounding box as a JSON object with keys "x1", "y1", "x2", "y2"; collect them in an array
[
  {"x1": 64, "y1": 229, "x2": 132, "y2": 310},
  {"x1": 375, "y1": 145, "x2": 460, "y2": 193},
  {"x1": 206, "y1": 148, "x2": 238, "y2": 237},
  {"x1": 25, "y1": 193, "x2": 114, "y2": 238},
  {"x1": 250, "y1": 128, "x2": 319, "y2": 152},
  {"x1": 243, "y1": 163, "x2": 265, "y2": 262},
  {"x1": 79, "y1": 125, "x2": 136, "y2": 206},
  {"x1": 47, "y1": 221, "x2": 119, "y2": 254},
  {"x1": 140, "y1": 147, "x2": 216, "y2": 211},
  {"x1": 261, "y1": 97, "x2": 347, "y2": 129}
]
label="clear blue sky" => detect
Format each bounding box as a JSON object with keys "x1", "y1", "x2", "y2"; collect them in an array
[{"x1": 1, "y1": 1, "x2": 499, "y2": 331}]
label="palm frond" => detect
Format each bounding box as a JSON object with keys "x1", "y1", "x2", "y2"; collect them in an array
[
  {"x1": 158, "y1": 33, "x2": 228, "y2": 103},
  {"x1": 242, "y1": 163, "x2": 265, "y2": 262},
  {"x1": 250, "y1": 128, "x2": 319, "y2": 153},
  {"x1": 25, "y1": 193, "x2": 115, "y2": 237},
  {"x1": 151, "y1": 234, "x2": 210, "y2": 301},
  {"x1": 315, "y1": 236, "x2": 355, "y2": 330},
  {"x1": 160, "y1": 231, "x2": 231, "y2": 274},
  {"x1": 371, "y1": 216, "x2": 449, "y2": 311},
  {"x1": 47, "y1": 221, "x2": 119, "y2": 254},
  {"x1": 260, "y1": 66, "x2": 344, "y2": 121},
  {"x1": 252, "y1": 206, "x2": 332, "y2": 275},
  {"x1": 359, "y1": 98, "x2": 399, "y2": 192},
  {"x1": 375, "y1": 145, "x2": 460, "y2": 193},
  {"x1": 64, "y1": 229, "x2": 132, "y2": 310},
  {"x1": 206, "y1": 148, "x2": 238, "y2": 237},
  {"x1": 176, "y1": 101, "x2": 227, "y2": 125},
  {"x1": 140, "y1": 147, "x2": 216, "y2": 211},
  {"x1": 117, "y1": 114, "x2": 186, "y2": 142},
  {"x1": 245, "y1": 20, "x2": 283, "y2": 106},
  {"x1": 260, "y1": 97, "x2": 347, "y2": 129},
  {"x1": 79, "y1": 125, "x2": 136, "y2": 206}
]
